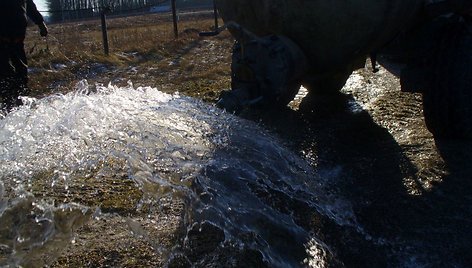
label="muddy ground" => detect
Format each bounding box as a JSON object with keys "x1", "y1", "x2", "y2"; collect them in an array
[
  {"x1": 250, "y1": 60, "x2": 472, "y2": 266},
  {"x1": 3, "y1": 16, "x2": 472, "y2": 266}
]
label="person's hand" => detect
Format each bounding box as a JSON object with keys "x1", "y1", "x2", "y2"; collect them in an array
[{"x1": 38, "y1": 22, "x2": 48, "y2": 37}]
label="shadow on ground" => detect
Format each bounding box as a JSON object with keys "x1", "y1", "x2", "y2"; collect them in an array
[{"x1": 238, "y1": 92, "x2": 472, "y2": 266}]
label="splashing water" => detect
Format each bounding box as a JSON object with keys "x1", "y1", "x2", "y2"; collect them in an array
[{"x1": 0, "y1": 81, "x2": 358, "y2": 267}]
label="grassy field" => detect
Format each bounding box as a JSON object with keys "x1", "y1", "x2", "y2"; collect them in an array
[{"x1": 25, "y1": 11, "x2": 233, "y2": 102}]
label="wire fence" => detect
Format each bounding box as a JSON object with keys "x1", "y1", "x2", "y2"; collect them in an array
[{"x1": 34, "y1": 1, "x2": 220, "y2": 55}]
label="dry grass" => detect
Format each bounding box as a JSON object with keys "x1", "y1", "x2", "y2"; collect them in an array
[{"x1": 24, "y1": 12, "x2": 233, "y2": 102}]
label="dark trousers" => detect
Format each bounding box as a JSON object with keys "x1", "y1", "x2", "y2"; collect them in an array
[{"x1": 0, "y1": 41, "x2": 29, "y2": 112}]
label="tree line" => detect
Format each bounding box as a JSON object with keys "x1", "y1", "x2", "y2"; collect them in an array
[
  {"x1": 45, "y1": 0, "x2": 168, "y2": 21},
  {"x1": 45, "y1": 0, "x2": 213, "y2": 22}
]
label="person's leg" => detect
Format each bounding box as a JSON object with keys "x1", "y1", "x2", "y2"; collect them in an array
[
  {"x1": 0, "y1": 43, "x2": 16, "y2": 112},
  {"x1": 1, "y1": 42, "x2": 29, "y2": 112},
  {"x1": 10, "y1": 42, "x2": 29, "y2": 95},
  {"x1": 370, "y1": 53, "x2": 379, "y2": 73}
]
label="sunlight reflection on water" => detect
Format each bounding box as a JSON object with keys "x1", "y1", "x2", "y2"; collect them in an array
[{"x1": 0, "y1": 80, "x2": 358, "y2": 267}]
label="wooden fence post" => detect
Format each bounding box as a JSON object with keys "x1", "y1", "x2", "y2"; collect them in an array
[
  {"x1": 213, "y1": 1, "x2": 218, "y2": 30},
  {"x1": 171, "y1": 0, "x2": 178, "y2": 38},
  {"x1": 101, "y1": 7, "x2": 110, "y2": 56}
]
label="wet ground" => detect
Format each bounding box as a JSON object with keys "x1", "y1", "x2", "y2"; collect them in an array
[
  {"x1": 1, "y1": 31, "x2": 472, "y2": 266},
  {"x1": 242, "y1": 60, "x2": 472, "y2": 266}
]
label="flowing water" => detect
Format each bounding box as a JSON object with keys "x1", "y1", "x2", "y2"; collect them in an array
[
  {"x1": 1, "y1": 80, "x2": 467, "y2": 267},
  {"x1": 0, "y1": 81, "x2": 360, "y2": 267}
]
